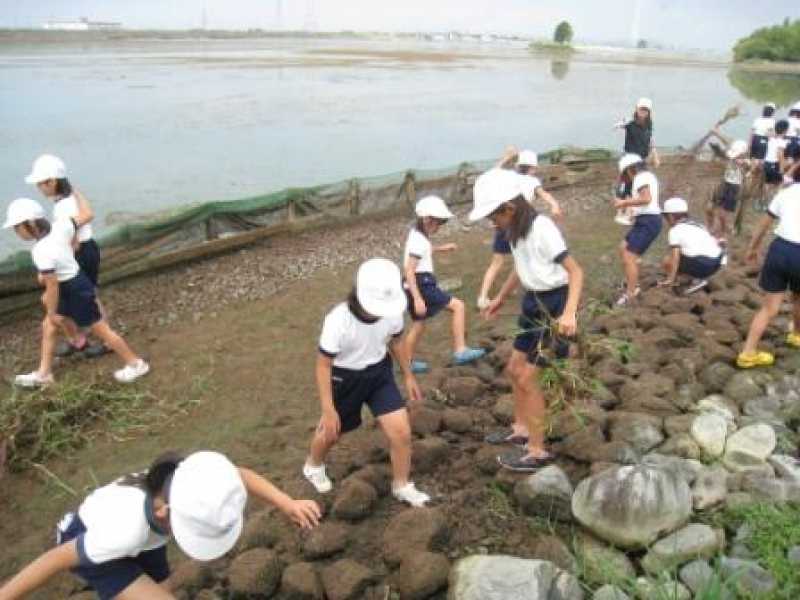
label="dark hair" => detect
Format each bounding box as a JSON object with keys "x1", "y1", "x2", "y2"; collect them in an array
[
  {"x1": 794, "y1": 167, "x2": 800, "y2": 183},
  {"x1": 790, "y1": 109, "x2": 800, "y2": 118},
  {"x1": 55, "y1": 178, "x2": 72, "y2": 197},
  {"x1": 517, "y1": 165, "x2": 535, "y2": 175},
  {"x1": 119, "y1": 451, "x2": 183, "y2": 494},
  {"x1": 763, "y1": 105, "x2": 775, "y2": 118},
  {"x1": 414, "y1": 218, "x2": 429, "y2": 238},
  {"x1": 632, "y1": 109, "x2": 653, "y2": 130},
  {"x1": 347, "y1": 287, "x2": 378, "y2": 323},
  {"x1": 506, "y1": 196, "x2": 538, "y2": 247},
  {"x1": 21, "y1": 218, "x2": 51, "y2": 239},
  {"x1": 776, "y1": 119, "x2": 790, "y2": 135}
]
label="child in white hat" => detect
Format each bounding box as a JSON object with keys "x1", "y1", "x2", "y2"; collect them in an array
[
  {"x1": 616, "y1": 97, "x2": 660, "y2": 168},
  {"x1": 0, "y1": 451, "x2": 320, "y2": 599},
  {"x1": 706, "y1": 129, "x2": 752, "y2": 241},
  {"x1": 403, "y1": 195, "x2": 485, "y2": 373},
  {"x1": 303, "y1": 258, "x2": 431, "y2": 507},
  {"x1": 471, "y1": 169, "x2": 584, "y2": 472},
  {"x1": 3, "y1": 197, "x2": 148, "y2": 386}
]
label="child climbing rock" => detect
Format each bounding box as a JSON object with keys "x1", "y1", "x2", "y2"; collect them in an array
[{"x1": 303, "y1": 258, "x2": 431, "y2": 507}]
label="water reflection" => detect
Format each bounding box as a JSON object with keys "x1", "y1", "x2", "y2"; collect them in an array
[
  {"x1": 727, "y1": 68, "x2": 800, "y2": 107},
  {"x1": 550, "y1": 59, "x2": 570, "y2": 81}
]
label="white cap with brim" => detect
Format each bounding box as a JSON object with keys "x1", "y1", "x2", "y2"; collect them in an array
[
  {"x1": 3, "y1": 197, "x2": 46, "y2": 229},
  {"x1": 766, "y1": 102, "x2": 777, "y2": 110},
  {"x1": 618, "y1": 153, "x2": 643, "y2": 174},
  {"x1": 469, "y1": 168, "x2": 524, "y2": 222},
  {"x1": 169, "y1": 451, "x2": 247, "y2": 561},
  {"x1": 356, "y1": 258, "x2": 407, "y2": 317},
  {"x1": 25, "y1": 154, "x2": 67, "y2": 185},
  {"x1": 517, "y1": 150, "x2": 538, "y2": 167},
  {"x1": 792, "y1": 101, "x2": 800, "y2": 112},
  {"x1": 636, "y1": 97, "x2": 653, "y2": 111},
  {"x1": 415, "y1": 195, "x2": 454, "y2": 220},
  {"x1": 662, "y1": 197, "x2": 689, "y2": 214},
  {"x1": 727, "y1": 140, "x2": 749, "y2": 160}
]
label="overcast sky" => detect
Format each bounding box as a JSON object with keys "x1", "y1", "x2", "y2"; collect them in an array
[{"x1": 1, "y1": 1, "x2": 795, "y2": 50}]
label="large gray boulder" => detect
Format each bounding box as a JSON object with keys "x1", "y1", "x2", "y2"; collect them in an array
[
  {"x1": 571, "y1": 465, "x2": 692, "y2": 549},
  {"x1": 641, "y1": 523, "x2": 722, "y2": 573},
  {"x1": 514, "y1": 465, "x2": 574, "y2": 522},
  {"x1": 448, "y1": 555, "x2": 583, "y2": 600},
  {"x1": 690, "y1": 413, "x2": 728, "y2": 458},
  {"x1": 723, "y1": 424, "x2": 776, "y2": 472}
]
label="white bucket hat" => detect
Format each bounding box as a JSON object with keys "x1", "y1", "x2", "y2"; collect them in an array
[
  {"x1": 415, "y1": 195, "x2": 454, "y2": 220},
  {"x1": 618, "y1": 153, "x2": 643, "y2": 174},
  {"x1": 469, "y1": 168, "x2": 523, "y2": 222},
  {"x1": 517, "y1": 150, "x2": 538, "y2": 167},
  {"x1": 169, "y1": 451, "x2": 247, "y2": 561},
  {"x1": 636, "y1": 97, "x2": 653, "y2": 111},
  {"x1": 25, "y1": 154, "x2": 67, "y2": 184},
  {"x1": 792, "y1": 101, "x2": 800, "y2": 112},
  {"x1": 727, "y1": 140, "x2": 749, "y2": 160},
  {"x1": 3, "y1": 197, "x2": 46, "y2": 229},
  {"x1": 662, "y1": 197, "x2": 689, "y2": 214},
  {"x1": 356, "y1": 258, "x2": 407, "y2": 317}
]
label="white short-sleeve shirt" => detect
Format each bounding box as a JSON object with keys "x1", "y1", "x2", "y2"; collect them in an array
[
  {"x1": 768, "y1": 183, "x2": 800, "y2": 243},
  {"x1": 76, "y1": 482, "x2": 168, "y2": 566},
  {"x1": 319, "y1": 303, "x2": 404, "y2": 370},
  {"x1": 668, "y1": 221, "x2": 723, "y2": 259},
  {"x1": 765, "y1": 137, "x2": 788, "y2": 163},
  {"x1": 631, "y1": 171, "x2": 661, "y2": 216},
  {"x1": 519, "y1": 174, "x2": 542, "y2": 204},
  {"x1": 752, "y1": 117, "x2": 775, "y2": 136},
  {"x1": 404, "y1": 228, "x2": 434, "y2": 274},
  {"x1": 31, "y1": 218, "x2": 80, "y2": 282},
  {"x1": 510, "y1": 215, "x2": 569, "y2": 292},
  {"x1": 52, "y1": 195, "x2": 93, "y2": 243},
  {"x1": 789, "y1": 117, "x2": 800, "y2": 138}
]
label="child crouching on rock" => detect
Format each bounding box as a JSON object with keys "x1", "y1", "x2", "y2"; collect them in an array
[
  {"x1": 0, "y1": 451, "x2": 320, "y2": 600},
  {"x1": 659, "y1": 197, "x2": 725, "y2": 295},
  {"x1": 471, "y1": 169, "x2": 584, "y2": 472},
  {"x1": 403, "y1": 195, "x2": 485, "y2": 373},
  {"x1": 738, "y1": 168, "x2": 800, "y2": 369},
  {"x1": 303, "y1": 258, "x2": 431, "y2": 507},
  {"x1": 3, "y1": 198, "x2": 149, "y2": 386}
]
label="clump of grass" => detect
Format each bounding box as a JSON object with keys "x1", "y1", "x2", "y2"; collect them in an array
[{"x1": 485, "y1": 481, "x2": 515, "y2": 520}]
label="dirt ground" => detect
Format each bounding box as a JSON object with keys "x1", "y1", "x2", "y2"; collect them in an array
[{"x1": 0, "y1": 157, "x2": 736, "y2": 597}]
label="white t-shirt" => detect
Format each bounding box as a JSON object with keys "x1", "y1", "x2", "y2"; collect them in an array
[
  {"x1": 31, "y1": 218, "x2": 80, "y2": 282},
  {"x1": 631, "y1": 171, "x2": 661, "y2": 216},
  {"x1": 76, "y1": 482, "x2": 168, "y2": 565},
  {"x1": 319, "y1": 302, "x2": 404, "y2": 370},
  {"x1": 765, "y1": 137, "x2": 788, "y2": 163},
  {"x1": 789, "y1": 116, "x2": 800, "y2": 138},
  {"x1": 519, "y1": 174, "x2": 542, "y2": 204},
  {"x1": 752, "y1": 117, "x2": 775, "y2": 136},
  {"x1": 404, "y1": 228, "x2": 434, "y2": 274},
  {"x1": 52, "y1": 194, "x2": 93, "y2": 243},
  {"x1": 724, "y1": 160, "x2": 744, "y2": 185},
  {"x1": 510, "y1": 215, "x2": 569, "y2": 292},
  {"x1": 668, "y1": 221, "x2": 723, "y2": 259},
  {"x1": 768, "y1": 184, "x2": 800, "y2": 243}
]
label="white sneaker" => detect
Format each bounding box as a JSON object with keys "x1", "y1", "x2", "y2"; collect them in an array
[
  {"x1": 113, "y1": 360, "x2": 150, "y2": 383},
  {"x1": 392, "y1": 482, "x2": 431, "y2": 507},
  {"x1": 684, "y1": 279, "x2": 709, "y2": 295},
  {"x1": 14, "y1": 371, "x2": 54, "y2": 388},
  {"x1": 303, "y1": 462, "x2": 332, "y2": 493},
  {"x1": 615, "y1": 286, "x2": 641, "y2": 307}
]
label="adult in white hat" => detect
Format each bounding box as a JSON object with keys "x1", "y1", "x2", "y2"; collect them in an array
[
  {"x1": 470, "y1": 168, "x2": 584, "y2": 472},
  {"x1": 303, "y1": 258, "x2": 431, "y2": 507},
  {"x1": 0, "y1": 451, "x2": 320, "y2": 599},
  {"x1": 402, "y1": 195, "x2": 486, "y2": 374},
  {"x1": 659, "y1": 197, "x2": 724, "y2": 295},
  {"x1": 615, "y1": 97, "x2": 660, "y2": 168},
  {"x1": 3, "y1": 197, "x2": 149, "y2": 387}
]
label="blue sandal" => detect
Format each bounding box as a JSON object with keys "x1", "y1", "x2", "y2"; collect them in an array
[
  {"x1": 453, "y1": 347, "x2": 486, "y2": 365},
  {"x1": 410, "y1": 359, "x2": 430, "y2": 374}
]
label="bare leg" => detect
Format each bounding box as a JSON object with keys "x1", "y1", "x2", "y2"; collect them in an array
[
  {"x1": 447, "y1": 297, "x2": 467, "y2": 353},
  {"x1": 405, "y1": 321, "x2": 425, "y2": 361},
  {"x1": 58, "y1": 317, "x2": 83, "y2": 344},
  {"x1": 619, "y1": 242, "x2": 640, "y2": 297},
  {"x1": 793, "y1": 293, "x2": 800, "y2": 333},
  {"x1": 89, "y1": 320, "x2": 139, "y2": 365},
  {"x1": 377, "y1": 409, "x2": 412, "y2": 487},
  {"x1": 116, "y1": 574, "x2": 176, "y2": 600},
  {"x1": 37, "y1": 317, "x2": 58, "y2": 376},
  {"x1": 742, "y1": 293, "x2": 784, "y2": 354},
  {"x1": 307, "y1": 419, "x2": 338, "y2": 466},
  {"x1": 506, "y1": 349, "x2": 547, "y2": 456}
]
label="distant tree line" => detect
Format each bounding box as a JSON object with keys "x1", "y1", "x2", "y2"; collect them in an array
[{"x1": 733, "y1": 18, "x2": 800, "y2": 62}]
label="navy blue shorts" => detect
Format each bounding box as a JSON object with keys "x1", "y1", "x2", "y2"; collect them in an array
[
  {"x1": 716, "y1": 182, "x2": 740, "y2": 213},
  {"x1": 759, "y1": 237, "x2": 800, "y2": 294},
  {"x1": 786, "y1": 138, "x2": 800, "y2": 161},
  {"x1": 764, "y1": 162, "x2": 782, "y2": 184},
  {"x1": 751, "y1": 135, "x2": 768, "y2": 160},
  {"x1": 56, "y1": 513, "x2": 169, "y2": 600},
  {"x1": 76, "y1": 240, "x2": 101, "y2": 287},
  {"x1": 678, "y1": 255, "x2": 723, "y2": 279},
  {"x1": 625, "y1": 214, "x2": 662, "y2": 256},
  {"x1": 407, "y1": 273, "x2": 452, "y2": 321},
  {"x1": 513, "y1": 286, "x2": 570, "y2": 366},
  {"x1": 493, "y1": 229, "x2": 511, "y2": 254},
  {"x1": 332, "y1": 355, "x2": 405, "y2": 433},
  {"x1": 57, "y1": 272, "x2": 102, "y2": 328}
]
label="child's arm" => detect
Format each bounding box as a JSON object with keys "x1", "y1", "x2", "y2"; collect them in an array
[
  {"x1": 496, "y1": 145, "x2": 518, "y2": 169},
  {"x1": 238, "y1": 468, "x2": 321, "y2": 529},
  {"x1": 478, "y1": 254, "x2": 507, "y2": 308},
  {"x1": 745, "y1": 214, "x2": 776, "y2": 263},
  {"x1": 483, "y1": 270, "x2": 519, "y2": 319},
  {"x1": 535, "y1": 188, "x2": 562, "y2": 219},
  {"x1": 433, "y1": 243, "x2": 458, "y2": 253},
  {"x1": 404, "y1": 257, "x2": 426, "y2": 318},
  {"x1": 315, "y1": 353, "x2": 339, "y2": 444},
  {"x1": 388, "y1": 337, "x2": 423, "y2": 408},
  {"x1": 72, "y1": 188, "x2": 94, "y2": 228},
  {"x1": 0, "y1": 540, "x2": 80, "y2": 599},
  {"x1": 615, "y1": 185, "x2": 652, "y2": 209},
  {"x1": 660, "y1": 248, "x2": 682, "y2": 286},
  {"x1": 558, "y1": 256, "x2": 583, "y2": 337},
  {"x1": 649, "y1": 145, "x2": 661, "y2": 169}
]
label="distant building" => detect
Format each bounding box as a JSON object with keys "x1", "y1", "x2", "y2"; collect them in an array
[{"x1": 42, "y1": 17, "x2": 122, "y2": 31}]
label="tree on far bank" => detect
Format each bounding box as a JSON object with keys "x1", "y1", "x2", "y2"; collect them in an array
[
  {"x1": 553, "y1": 21, "x2": 574, "y2": 45},
  {"x1": 733, "y1": 19, "x2": 800, "y2": 62}
]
